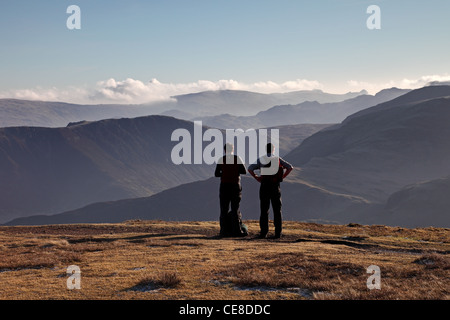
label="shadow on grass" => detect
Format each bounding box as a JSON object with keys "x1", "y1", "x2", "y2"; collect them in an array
[
  {"x1": 67, "y1": 231, "x2": 321, "y2": 245},
  {"x1": 68, "y1": 233, "x2": 173, "y2": 244}
]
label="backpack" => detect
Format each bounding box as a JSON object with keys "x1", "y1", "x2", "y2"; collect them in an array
[{"x1": 221, "y1": 210, "x2": 248, "y2": 237}]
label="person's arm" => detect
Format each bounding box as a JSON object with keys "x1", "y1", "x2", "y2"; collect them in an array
[
  {"x1": 247, "y1": 160, "x2": 261, "y2": 182},
  {"x1": 282, "y1": 167, "x2": 293, "y2": 180},
  {"x1": 237, "y1": 156, "x2": 247, "y2": 175},
  {"x1": 248, "y1": 169, "x2": 261, "y2": 182},
  {"x1": 215, "y1": 163, "x2": 222, "y2": 177},
  {"x1": 279, "y1": 157, "x2": 294, "y2": 180}
]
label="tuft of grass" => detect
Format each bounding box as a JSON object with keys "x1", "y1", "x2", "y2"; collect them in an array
[
  {"x1": 413, "y1": 253, "x2": 450, "y2": 269},
  {"x1": 220, "y1": 252, "x2": 367, "y2": 293},
  {"x1": 0, "y1": 250, "x2": 82, "y2": 271},
  {"x1": 132, "y1": 272, "x2": 183, "y2": 291},
  {"x1": 157, "y1": 272, "x2": 183, "y2": 288},
  {"x1": 40, "y1": 239, "x2": 70, "y2": 248}
]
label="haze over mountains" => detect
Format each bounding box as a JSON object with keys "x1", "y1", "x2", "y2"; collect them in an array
[
  {"x1": 0, "y1": 99, "x2": 158, "y2": 128},
  {"x1": 194, "y1": 88, "x2": 410, "y2": 129},
  {"x1": 0, "y1": 89, "x2": 367, "y2": 128},
  {"x1": 2, "y1": 85, "x2": 450, "y2": 228},
  {"x1": 164, "y1": 89, "x2": 368, "y2": 118}
]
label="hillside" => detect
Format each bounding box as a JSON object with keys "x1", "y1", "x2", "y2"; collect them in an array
[
  {"x1": 265, "y1": 123, "x2": 332, "y2": 156},
  {"x1": 285, "y1": 86, "x2": 450, "y2": 205},
  {"x1": 384, "y1": 176, "x2": 450, "y2": 228},
  {"x1": 0, "y1": 116, "x2": 211, "y2": 223},
  {"x1": 0, "y1": 220, "x2": 448, "y2": 300},
  {"x1": 0, "y1": 99, "x2": 165, "y2": 128}
]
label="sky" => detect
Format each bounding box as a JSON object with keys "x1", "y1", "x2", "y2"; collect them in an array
[{"x1": 1, "y1": 0, "x2": 450, "y2": 104}]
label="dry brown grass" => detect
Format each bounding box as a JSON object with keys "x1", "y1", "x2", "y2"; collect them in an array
[
  {"x1": 131, "y1": 272, "x2": 183, "y2": 292},
  {"x1": 0, "y1": 220, "x2": 448, "y2": 300}
]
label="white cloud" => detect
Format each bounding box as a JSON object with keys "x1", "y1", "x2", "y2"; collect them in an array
[
  {"x1": 399, "y1": 74, "x2": 450, "y2": 88},
  {"x1": 251, "y1": 79, "x2": 323, "y2": 92},
  {"x1": 1, "y1": 74, "x2": 449, "y2": 104},
  {"x1": 0, "y1": 86, "x2": 90, "y2": 104},
  {"x1": 0, "y1": 78, "x2": 324, "y2": 104},
  {"x1": 347, "y1": 74, "x2": 450, "y2": 95}
]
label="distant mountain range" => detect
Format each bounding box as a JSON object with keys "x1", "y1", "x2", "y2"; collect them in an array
[
  {"x1": 193, "y1": 88, "x2": 411, "y2": 129},
  {"x1": 0, "y1": 99, "x2": 161, "y2": 128},
  {"x1": 167, "y1": 89, "x2": 368, "y2": 118},
  {"x1": 6, "y1": 85, "x2": 450, "y2": 228},
  {"x1": 0, "y1": 89, "x2": 367, "y2": 128}
]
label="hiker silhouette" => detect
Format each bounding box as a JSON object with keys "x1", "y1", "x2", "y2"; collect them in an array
[
  {"x1": 215, "y1": 143, "x2": 248, "y2": 237},
  {"x1": 248, "y1": 143, "x2": 293, "y2": 239}
]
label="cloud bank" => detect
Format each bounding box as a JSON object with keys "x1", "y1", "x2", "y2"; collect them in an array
[
  {"x1": 1, "y1": 75, "x2": 449, "y2": 104},
  {"x1": 89, "y1": 78, "x2": 323, "y2": 104},
  {"x1": 0, "y1": 78, "x2": 324, "y2": 105},
  {"x1": 347, "y1": 74, "x2": 450, "y2": 95}
]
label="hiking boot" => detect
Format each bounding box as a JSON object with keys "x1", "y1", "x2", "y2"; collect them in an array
[{"x1": 219, "y1": 231, "x2": 229, "y2": 238}]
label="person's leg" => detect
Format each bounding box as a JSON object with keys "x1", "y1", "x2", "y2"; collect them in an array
[
  {"x1": 230, "y1": 184, "x2": 244, "y2": 235},
  {"x1": 271, "y1": 184, "x2": 283, "y2": 237},
  {"x1": 230, "y1": 183, "x2": 242, "y2": 214},
  {"x1": 259, "y1": 183, "x2": 271, "y2": 237},
  {"x1": 219, "y1": 184, "x2": 231, "y2": 236}
]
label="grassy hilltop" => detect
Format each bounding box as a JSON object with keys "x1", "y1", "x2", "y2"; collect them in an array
[{"x1": 0, "y1": 220, "x2": 448, "y2": 300}]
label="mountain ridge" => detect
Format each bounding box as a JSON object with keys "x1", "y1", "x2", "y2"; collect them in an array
[
  {"x1": 195, "y1": 88, "x2": 410, "y2": 129},
  {"x1": 0, "y1": 115, "x2": 211, "y2": 222},
  {"x1": 0, "y1": 89, "x2": 368, "y2": 128}
]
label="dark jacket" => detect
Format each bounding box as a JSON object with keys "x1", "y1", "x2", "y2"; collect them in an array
[{"x1": 215, "y1": 154, "x2": 247, "y2": 184}]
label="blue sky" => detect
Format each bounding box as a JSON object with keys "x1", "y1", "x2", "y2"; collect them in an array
[{"x1": 1, "y1": 0, "x2": 450, "y2": 103}]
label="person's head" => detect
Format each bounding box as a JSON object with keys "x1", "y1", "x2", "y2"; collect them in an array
[
  {"x1": 266, "y1": 143, "x2": 275, "y2": 155},
  {"x1": 224, "y1": 143, "x2": 234, "y2": 155}
]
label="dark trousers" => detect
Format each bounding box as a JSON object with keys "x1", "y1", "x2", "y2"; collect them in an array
[
  {"x1": 219, "y1": 183, "x2": 242, "y2": 234},
  {"x1": 259, "y1": 182, "x2": 282, "y2": 236}
]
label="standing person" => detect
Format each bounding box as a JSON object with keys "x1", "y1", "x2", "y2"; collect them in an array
[
  {"x1": 215, "y1": 143, "x2": 248, "y2": 237},
  {"x1": 248, "y1": 143, "x2": 293, "y2": 239}
]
